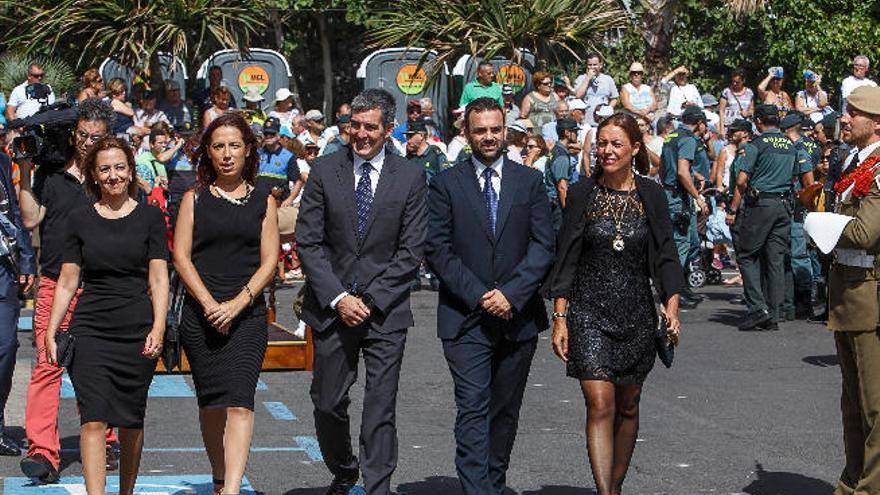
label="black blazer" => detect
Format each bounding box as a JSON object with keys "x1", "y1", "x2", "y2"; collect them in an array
[
  {"x1": 426, "y1": 157, "x2": 555, "y2": 341},
  {"x1": 295, "y1": 149, "x2": 427, "y2": 333},
  {"x1": 545, "y1": 175, "x2": 683, "y2": 303}
]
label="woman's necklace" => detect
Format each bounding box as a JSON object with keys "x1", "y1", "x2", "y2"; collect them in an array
[
  {"x1": 602, "y1": 177, "x2": 636, "y2": 252},
  {"x1": 210, "y1": 182, "x2": 253, "y2": 206}
]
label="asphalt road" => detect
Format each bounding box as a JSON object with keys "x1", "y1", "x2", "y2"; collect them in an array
[{"x1": 2, "y1": 281, "x2": 843, "y2": 494}]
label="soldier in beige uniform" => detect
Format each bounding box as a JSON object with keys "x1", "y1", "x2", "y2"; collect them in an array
[{"x1": 805, "y1": 85, "x2": 880, "y2": 495}]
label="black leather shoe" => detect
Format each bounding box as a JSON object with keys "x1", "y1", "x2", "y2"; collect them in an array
[
  {"x1": 758, "y1": 320, "x2": 780, "y2": 331},
  {"x1": 738, "y1": 310, "x2": 772, "y2": 331},
  {"x1": 326, "y1": 472, "x2": 359, "y2": 495},
  {"x1": 729, "y1": 295, "x2": 745, "y2": 305},
  {"x1": 808, "y1": 311, "x2": 828, "y2": 324},
  {"x1": 0, "y1": 436, "x2": 21, "y2": 456},
  {"x1": 20, "y1": 453, "x2": 60, "y2": 484},
  {"x1": 679, "y1": 297, "x2": 698, "y2": 310}
]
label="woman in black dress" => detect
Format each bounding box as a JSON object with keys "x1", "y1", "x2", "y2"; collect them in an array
[
  {"x1": 173, "y1": 113, "x2": 278, "y2": 495},
  {"x1": 45, "y1": 137, "x2": 169, "y2": 495},
  {"x1": 546, "y1": 113, "x2": 683, "y2": 495}
]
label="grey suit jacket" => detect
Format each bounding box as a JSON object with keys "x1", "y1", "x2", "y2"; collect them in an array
[{"x1": 295, "y1": 149, "x2": 427, "y2": 333}]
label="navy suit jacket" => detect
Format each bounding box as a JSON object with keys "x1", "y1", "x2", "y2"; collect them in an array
[
  {"x1": 296, "y1": 150, "x2": 427, "y2": 333},
  {"x1": 426, "y1": 157, "x2": 554, "y2": 341}
]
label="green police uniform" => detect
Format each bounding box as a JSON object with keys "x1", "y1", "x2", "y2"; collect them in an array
[
  {"x1": 660, "y1": 124, "x2": 700, "y2": 269},
  {"x1": 736, "y1": 127, "x2": 801, "y2": 322},
  {"x1": 544, "y1": 142, "x2": 574, "y2": 230},
  {"x1": 407, "y1": 144, "x2": 448, "y2": 185},
  {"x1": 783, "y1": 137, "x2": 818, "y2": 318}
]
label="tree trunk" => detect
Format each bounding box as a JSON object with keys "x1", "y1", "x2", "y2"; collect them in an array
[
  {"x1": 641, "y1": 0, "x2": 677, "y2": 81},
  {"x1": 271, "y1": 9, "x2": 304, "y2": 113},
  {"x1": 316, "y1": 12, "x2": 333, "y2": 119},
  {"x1": 148, "y1": 51, "x2": 165, "y2": 96}
]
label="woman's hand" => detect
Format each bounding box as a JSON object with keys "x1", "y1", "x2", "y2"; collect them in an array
[
  {"x1": 143, "y1": 329, "x2": 164, "y2": 360},
  {"x1": 551, "y1": 319, "x2": 569, "y2": 362},
  {"x1": 664, "y1": 308, "x2": 681, "y2": 346},
  {"x1": 206, "y1": 298, "x2": 247, "y2": 334},
  {"x1": 44, "y1": 333, "x2": 58, "y2": 367}
]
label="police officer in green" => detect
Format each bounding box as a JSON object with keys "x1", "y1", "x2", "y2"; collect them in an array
[
  {"x1": 543, "y1": 117, "x2": 579, "y2": 230},
  {"x1": 405, "y1": 120, "x2": 448, "y2": 184},
  {"x1": 659, "y1": 106, "x2": 709, "y2": 306},
  {"x1": 728, "y1": 104, "x2": 814, "y2": 330},
  {"x1": 780, "y1": 111, "x2": 819, "y2": 319}
]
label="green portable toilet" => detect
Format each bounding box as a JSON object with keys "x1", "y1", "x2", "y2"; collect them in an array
[
  {"x1": 453, "y1": 50, "x2": 537, "y2": 106},
  {"x1": 196, "y1": 48, "x2": 292, "y2": 113},
  {"x1": 357, "y1": 48, "x2": 450, "y2": 138},
  {"x1": 99, "y1": 53, "x2": 188, "y2": 99}
]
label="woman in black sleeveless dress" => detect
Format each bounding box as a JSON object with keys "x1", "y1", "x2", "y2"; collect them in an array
[
  {"x1": 546, "y1": 113, "x2": 684, "y2": 495},
  {"x1": 173, "y1": 113, "x2": 278, "y2": 495},
  {"x1": 45, "y1": 137, "x2": 169, "y2": 495}
]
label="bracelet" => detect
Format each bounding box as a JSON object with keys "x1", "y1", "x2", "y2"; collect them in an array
[
  {"x1": 242, "y1": 285, "x2": 255, "y2": 306},
  {"x1": 552, "y1": 311, "x2": 567, "y2": 320}
]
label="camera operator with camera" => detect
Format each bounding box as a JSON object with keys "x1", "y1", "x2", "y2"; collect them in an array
[
  {"x1": 6, "y1": 64, "x2": 56, "y2": 121},
  {"x1": 15, "y1": 98, "x2": 119, "y2": 483},
  {"x1": 0, "y1": 135, "x2": 35, "y2": 456}
]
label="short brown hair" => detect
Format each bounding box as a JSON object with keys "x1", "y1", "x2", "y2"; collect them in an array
[
  {"x1": 533, "y1": 71, "x2": 551, "y2": 89},
  {"x1": 211, "y1": 86, "x2": 230, "y2": 101},
  {"x1": 80, "y1": 136, "x2": 138, "y2": 199}
]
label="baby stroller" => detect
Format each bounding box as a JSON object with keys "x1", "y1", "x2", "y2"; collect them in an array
[{"x1": 689, "y1": 188, "x2": 725, "y2": 288}]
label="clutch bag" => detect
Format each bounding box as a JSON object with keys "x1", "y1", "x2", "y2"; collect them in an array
[
  {"x1": 655, "y1": 314, "x2": 675, "y2": 368},
  {"x1": 55, "y1": 331, "x2": 75, "y2": 368}
]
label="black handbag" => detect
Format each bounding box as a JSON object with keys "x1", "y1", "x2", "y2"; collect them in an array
[
  {"x1": 655, "y1": 313, "x2": 675, "y2": 368},
  {"x1": 162, "y1": 277, "x2": 185, "y2": 371},
  {"x1": 55, "y1": 331, "x2": 75, "y2": 368}
]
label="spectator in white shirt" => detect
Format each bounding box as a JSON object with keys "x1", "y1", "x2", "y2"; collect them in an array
[
  {"x1": 661, "y1": 66, "x2": 703, "y2": 117},
  {"x1": 841, "y1": 55, "x2": 877, "y2": 113},
  {"x1": 6, "y1": 63, "x2": 55, "y2": 120}
]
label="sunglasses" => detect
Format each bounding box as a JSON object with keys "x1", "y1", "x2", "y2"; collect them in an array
[
  {"x1": 538, "y1": 80, "x2": 551, "y2": 86},
  {"x1": 526, "y1": 144, "x2": 539, "y2": 149},
  {"x1": 29, "y1": 72, "x2": 45, "y2": 79}
]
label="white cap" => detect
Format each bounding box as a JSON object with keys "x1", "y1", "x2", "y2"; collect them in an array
[
  {"x1": 596, "y1": 105, "x2": 614, "y2": 118},
  {"x1": 568, "y1": 99, "x2": 588, "y2": 111},
  {"x1": 506, "y1": 122, "x2": 527, "y2": 134},
  {"x1": 305, "y1": 109, "x2": 324, "y2": 121},
  {"x1": 275, "y1": 88, "x2": 293, "y2": 102}
]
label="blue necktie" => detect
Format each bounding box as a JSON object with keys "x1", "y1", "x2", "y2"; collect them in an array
[
  {"x1": 483, "y1": 167, "x2": 497, "y2": 236},
  {"x1": 356, "y1": 162, "x2": 373, "y2": 239}
]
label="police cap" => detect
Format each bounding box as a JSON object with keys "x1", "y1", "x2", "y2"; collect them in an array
[
  {"x1": 779, "y1": 111, "x2": 805, "y2": 130},
  {"x1": 728, "y1": 119, "x2": 752, "y2": 133},
  {"x1": 555, "y1": 117, "x2": 579, "y2": 132},
  {"x1": 680, "y1": 106, "x2": 706, "y2": 124},
  {"x1": 754, "y1": 104, "x2": 778, "y2": 122},
  {"x1": 263, "y1": 117, "x2": 281, "y2": 135},
  {"x1": 405, "y1": 120, "x2": 427, "y2": 134}
]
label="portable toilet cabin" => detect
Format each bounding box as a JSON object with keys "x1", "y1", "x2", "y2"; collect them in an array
[
  {"x1": 452, "y1": 49, "x2": 537, "y2": 106},
  {"x1": 99, "y1": 53, "x2": 188, "y2": 99},
  {"x1": 196, "y1": 48, "x2": 292, "y2": 113},
  {"x1": 357, "y1": 48, "x2": 450, "y2": 138}
]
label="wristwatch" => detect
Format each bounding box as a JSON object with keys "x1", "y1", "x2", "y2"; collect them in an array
[{"x1": 551, "y1": 311, "x2": 567, "y2": 320}]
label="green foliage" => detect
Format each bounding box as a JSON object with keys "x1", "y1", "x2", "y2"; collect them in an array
[
  {"x1": 366, "y1": 0, "x2": 629, "y2": 75},
  {"x1": 608, "y1": 0, "x2": 880, "y2": 98},
  {"x1": 0, "y1": 0, "x2": 270, "y2": 70},
  {"x1": 0, "y1": 52, "x2": 77, "y2": 95}
]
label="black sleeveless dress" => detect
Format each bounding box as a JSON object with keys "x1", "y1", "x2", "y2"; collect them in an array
[
  {"x1": 64, "y1": 203, "x2": 168, "y2": 428},
  {"x1": 566, "y1": 186, "x2": 657, "y2": 384},
  {"x1": 180, "y1": 185, "x2": 269, "y2": 409}
]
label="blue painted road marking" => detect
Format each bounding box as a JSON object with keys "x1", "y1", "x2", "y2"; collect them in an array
[
  {"x1": 17, "y1": 316, "x2": 32, "y2": 331},
  {"x1": 3, "y1": 474, "x2": 256, "y2": 495},
  {"x1": 256, "y1": 378, "x2": 268, "y2": 391},
  {"x1": 294, "y1": 435, "x2": 324, "y2": 461},
  {"x1": 263, "y1": 401, "x2": 296, "y2": 420},
  {"x1": 56, "y1": 436, "x2": 323, "y2": 460},
  {"x1": 60, "y1": 373, "x2": 194, "y2": 399}
]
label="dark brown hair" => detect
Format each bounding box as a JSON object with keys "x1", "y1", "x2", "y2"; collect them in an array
[
  {"x1": 595, "y1": 112, "x2": 650, "y2": 176},
  {"x1": 193, "y1": 113, "x2": 258, "y2": 191},
  {"x1": 80, "y1": 136, "x2": 138, "y2": 199}
]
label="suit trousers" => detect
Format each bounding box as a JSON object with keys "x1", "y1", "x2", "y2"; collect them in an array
[
  {"x1": 443, "y1": 324, "x2": 537, "y2": 495},
  {"x1": 0, "y1": 277, "x2": 19, "y2": 437},
  {"x1": 835, "y1": 330, "x2": 880, "y2": 495},
  {"x1": 736, "y1": 196, "x2": 791, "y2": 320},
  {"x1": 310, "y1": 323, "x2": 407, "y2": 495}
]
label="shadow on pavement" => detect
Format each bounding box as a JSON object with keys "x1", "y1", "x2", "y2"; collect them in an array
[
  {"x1": 707, "y1": 308, "x2": 747, "y2": 326},
  {"x1": 396, "y1": 476, "x2": 461, "y2": 494},
  {"x1": 741, "y1": 462, "x2": 835, "y2": 495},
  {"x1": 803, "y1": 354, "x2": 839, "y2": 367},
  {"x1": 521, "y1": 486, "x2": 596, "y2": 494},
  {"x1": 283, "y1": 488, "x2": 326, "y2": 495}
]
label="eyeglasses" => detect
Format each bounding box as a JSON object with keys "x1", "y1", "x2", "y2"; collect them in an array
[
  {"x1": 75, "y1": 130, "x2": 107, "y2": 143},
  {"x1": 538, "y1": 80, "x2": 551, "y2": 86},
  {"x1": 29, "y1": 72, "x2": 45, "y2": 79}
]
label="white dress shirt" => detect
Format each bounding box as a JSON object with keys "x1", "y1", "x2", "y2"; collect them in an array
[
  {"x1": 330, "y1": 148, "x2": 388, "y2": 309},
  {"x1": 473, "y1": 155, "x2": 504, "y2": 199}
]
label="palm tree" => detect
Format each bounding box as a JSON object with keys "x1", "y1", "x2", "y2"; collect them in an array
[
  {"x1": 0, "y1": 0, "x2": 270, "y2": 90},
  {"x1": 367, "y1": 0, "x2": 630, "y2": 73}
]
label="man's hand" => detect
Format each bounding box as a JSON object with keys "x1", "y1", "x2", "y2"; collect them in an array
[
  {"x1": 481, "y1": 289, "x2": 512, "y2": 320},
  {"x1": 696, "y1": 197, "x2": 709, "y2": 216},
  {"x1": 337, "y1": 295, "x2": 371, "y2": 327},
  {"x1": 19, "y1": 274, "x2": 33, "y2": 293}
]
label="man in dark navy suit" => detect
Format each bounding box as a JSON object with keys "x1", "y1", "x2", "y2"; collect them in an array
[
  {"x1": 296, "y1": 88, "x2": 427, "y2": 495},
  {"x1": 426, "y1": 97, "x2": 554, "y2": 495}
]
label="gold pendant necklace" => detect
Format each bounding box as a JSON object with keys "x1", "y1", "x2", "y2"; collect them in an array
[{"x1": 604, "y1": 177, "x2": 635, "y2": 252}]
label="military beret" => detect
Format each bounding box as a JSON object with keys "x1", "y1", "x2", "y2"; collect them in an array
[
  {"x1": 754, "y1": 104, "x2": 778, "y2": 121},
  {"x1": 779, "y1": 111, "x2": 805, "y2": 130},
  {"x1": 680, "y1": 105, "x2": 706, "y2": 124},
  {"x1": 847, "y1": 86, "x2": 880, "y2": 116}
]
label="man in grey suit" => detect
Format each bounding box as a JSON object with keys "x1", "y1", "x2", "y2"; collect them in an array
[{"x1": 296, "y1": 89, "x2": 427, "y2": 495}]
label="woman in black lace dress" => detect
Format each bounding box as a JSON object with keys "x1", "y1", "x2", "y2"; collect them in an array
[
  {"x1": 546, "y1": 113, "x2": 684, "y2": 495},
  {"x1": 173, "y1": 114, "x2": 278, "y2": 495}
]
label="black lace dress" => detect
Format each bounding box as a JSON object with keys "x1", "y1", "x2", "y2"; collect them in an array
[{"x1": 567, "y1": 185, "x2": 657, "y2": 384}]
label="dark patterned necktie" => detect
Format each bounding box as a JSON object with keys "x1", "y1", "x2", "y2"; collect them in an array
[
  {"x1": 356, "y1": 161, "x2": 373, "y2": 239},
  {"x1": 483, "y1": 167, "x2": 497, "y2": 236}
]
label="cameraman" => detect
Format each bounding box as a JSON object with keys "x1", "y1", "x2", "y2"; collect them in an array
[
  {"x1": 16, "y1": 98, "x2": 118, "y2": 483},
  {"x1": 0, "y1": 145, "x2": 35, "y2": 456},
  {"x1": 6, "y1": 64, "x2": 56, "y2": 121}
]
